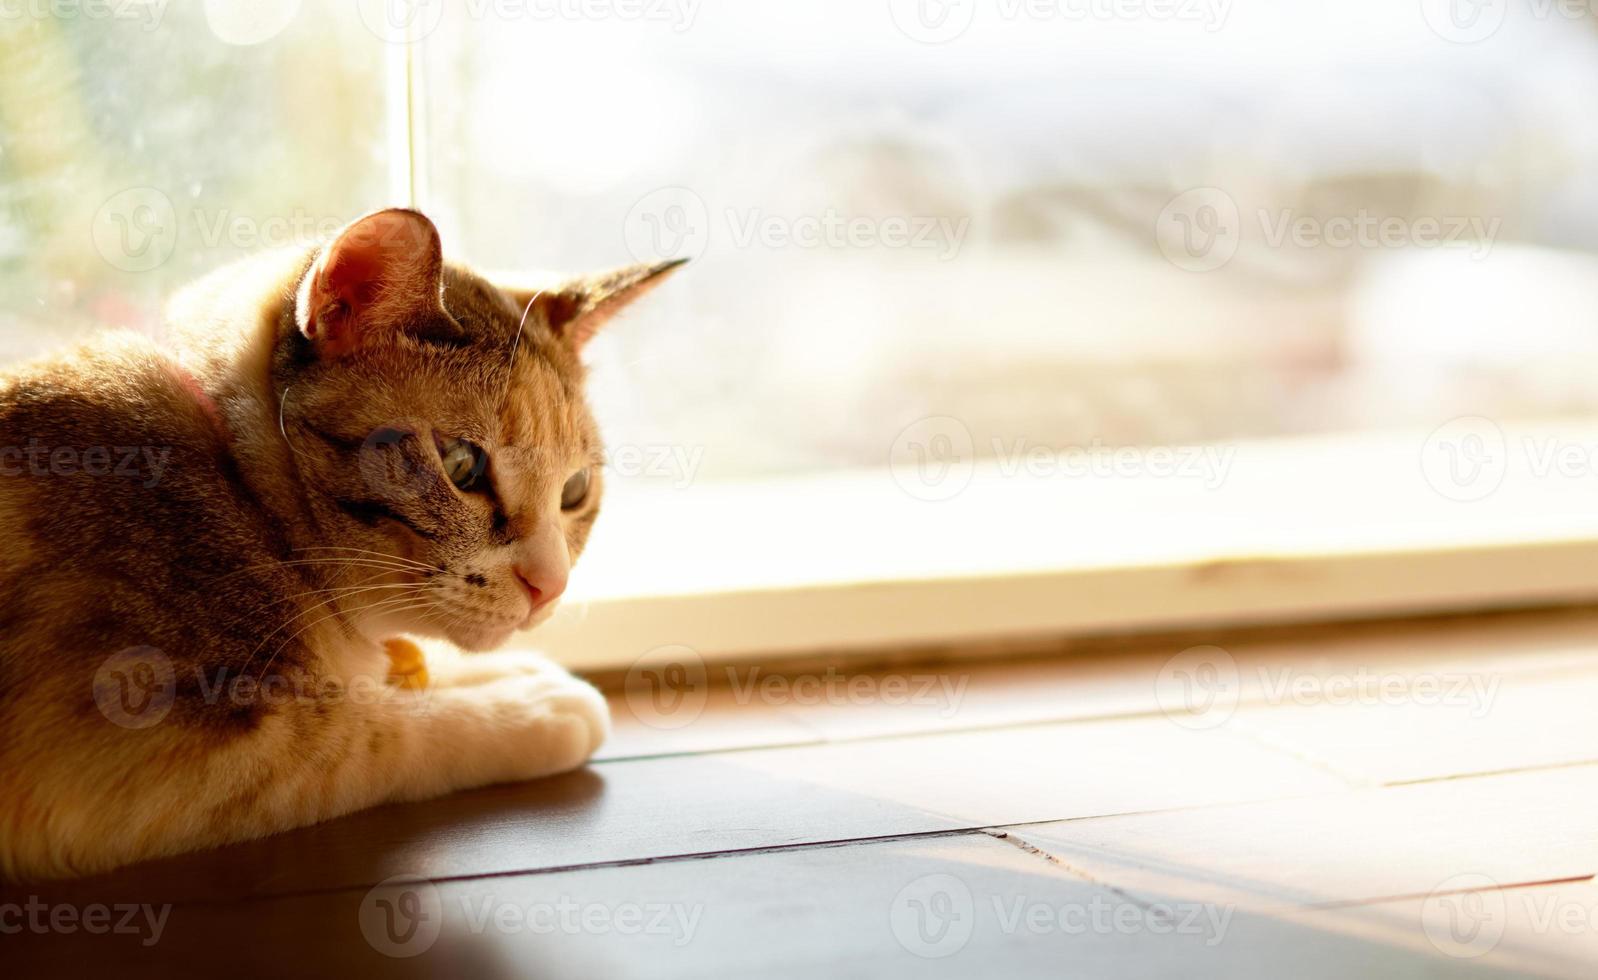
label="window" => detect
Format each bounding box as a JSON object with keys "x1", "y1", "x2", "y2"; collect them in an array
[{"x1": 6, "y1": 0, "x2": 1597, "y2": 668}]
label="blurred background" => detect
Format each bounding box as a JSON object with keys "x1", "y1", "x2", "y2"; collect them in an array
[{"x1": 2, "y1": 0, "x2": 1596, "y2": 481}]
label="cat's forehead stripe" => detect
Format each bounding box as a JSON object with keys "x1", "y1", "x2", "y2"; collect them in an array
[{"x1": 499, "y1": 354, "x2": 578, "y2": 452}]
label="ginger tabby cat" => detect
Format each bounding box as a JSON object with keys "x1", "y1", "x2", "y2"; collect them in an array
[{"x1": 0, "y1": 208, "x2": 682, "y2": 879}]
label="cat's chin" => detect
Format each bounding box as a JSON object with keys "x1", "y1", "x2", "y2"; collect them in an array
[
  {"x1": 441, "y1": 622, "x2": 521, "y2": 653},
  {"x1": 414, "y1": 601, "x2": 561, "y2": 653}
]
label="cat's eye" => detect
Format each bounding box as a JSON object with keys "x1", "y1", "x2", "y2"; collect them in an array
[
  {"x1": 438, "y1": 437, "x2": 488, "y2": 492},
  {"x1": 561, "y1": 468, "x2": 592, "y2": 511}
]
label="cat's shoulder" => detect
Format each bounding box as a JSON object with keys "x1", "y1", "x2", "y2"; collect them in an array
[{"x1": 0, "y1": 332, "x2": 222, "y2": 448}]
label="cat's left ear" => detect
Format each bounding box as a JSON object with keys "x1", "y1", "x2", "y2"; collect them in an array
[{"x1": 498, "y1": 258, "x2": 687, "y2": 354}]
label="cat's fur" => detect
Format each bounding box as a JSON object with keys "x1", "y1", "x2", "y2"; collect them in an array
[{"x1": 0, "y1": 209, "x2": 680, "y2": 880}]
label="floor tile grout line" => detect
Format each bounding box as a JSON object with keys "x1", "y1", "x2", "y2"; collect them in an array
[
  {"x1": 143, "y1": 827, "x2": 993, "y2": 910},
  {"x1": 1306, "y1": 874, "x2": 1598, "y2": 912},
  {"x1": 593, "y1": 654, "x2": 1598, "y2": 765},
  {"x1": 147, "y1": 786, "x2": 1370, "y2": 910},
  {"x1": 982, "y1": 828, "x2": 1166, "y2": 917},
  {"x1": 76, "y1": 758, "x2": 1598, "y2": 911},
  {"x1": 1217, "y1": 716, "x2": 1377, "y2": 790},
  {"x1": 594, "y1": 704, "x2": 1321, "y2": 765},
  {"x1": 1384, "y1": 757, "x2": 1598, "y2": 788}
]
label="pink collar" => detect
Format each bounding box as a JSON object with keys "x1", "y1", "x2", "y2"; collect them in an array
[{"x1": 166, "y1": 360, "x2": 230, "y2": 442}]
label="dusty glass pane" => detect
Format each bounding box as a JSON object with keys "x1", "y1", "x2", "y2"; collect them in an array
[{"x1": 0, "y1": 0, "x2": 389, "y2": 361}]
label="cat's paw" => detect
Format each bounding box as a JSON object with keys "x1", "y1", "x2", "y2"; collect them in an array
[
  {"x1": 486, "y1": 670, "x2": 610, "y2": 778},
  {"x1": 426, "y1": 648, "x2": 567, "y2": 688}
]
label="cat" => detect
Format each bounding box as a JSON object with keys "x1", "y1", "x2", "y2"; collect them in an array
[{"x1": 0, "y1": 208, "x2": 683, "y2": 880}]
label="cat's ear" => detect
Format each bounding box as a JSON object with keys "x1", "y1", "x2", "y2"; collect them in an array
[
  {"x1": 499, "y1": 258, "x2": 686, "y2": 354},
  {"x1": 297, "y1": 208, "x2": 455, "y2": 357}
]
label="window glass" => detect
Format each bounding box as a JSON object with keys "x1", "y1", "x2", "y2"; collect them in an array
[
  {"x1": 420, "y1": 0, "x2": 1598, "y2": 484},
  {"x1": 0, "y1": 1, "x2": 388, "y2": 361}
]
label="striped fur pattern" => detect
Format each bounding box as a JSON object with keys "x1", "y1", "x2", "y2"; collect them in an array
[{"x1": 0, "y1": 210, "x2": 681, "y2": 879}]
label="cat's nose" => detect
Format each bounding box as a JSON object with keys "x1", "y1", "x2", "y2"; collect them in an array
[
  {"x1": 513, "y1": 531, "x2": 570, "y2": 611},
  {"x1": 513, "y1": 562, "x2": 568, "y2": 610}
]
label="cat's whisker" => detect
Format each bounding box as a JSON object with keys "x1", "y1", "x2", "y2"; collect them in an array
[
  {"x1": 240, "y1": 583, "x2": 428, "y2": 674},
  {"x1": 499, "y1": 290, "x2": 543, "y2": 411},
  {"x1": 273, "y1": 556, "x2": 429, "y2": 574},
  {"x1": 258, "y1": 592, "x2": 439, "y2": 679},
  {"x1": 278, "y1": 581, "x2": 421, "y2": 606},
  {"x1": 230, "y1": 579, "x2": 425, "y2": 629},
  {"x1": 223, "y1": 555, "x2": 446, "y2": 658},
  {"x1": 214, "y1": 558, "x2": 415, "y2": 580},
  {"x1": 217, "y1": 567, "x2": 405, "y2": 631},
  {"x1": 291, "y1": 547, "x2": 445, "y2": 574},
  {"x1": 212, "y1": 557, "x2": 426, "y2": 584},
  {"x1": 276, "y1": 383, "x2": 319, "y2": 464},
  {"x1": 413, "y1": 605, "x2": 450, "y2": 628}
]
